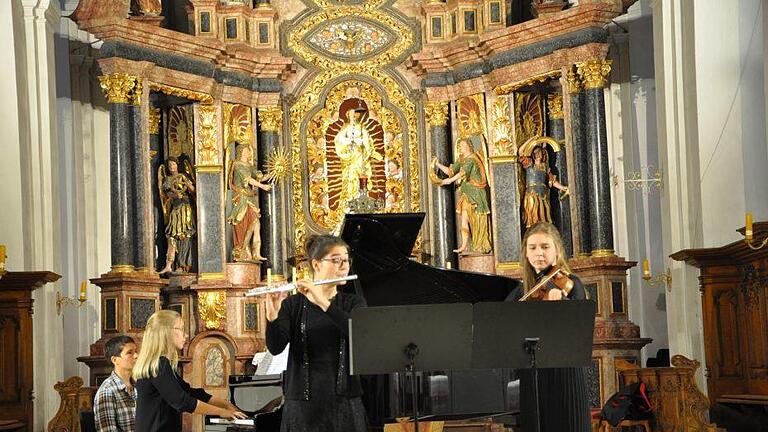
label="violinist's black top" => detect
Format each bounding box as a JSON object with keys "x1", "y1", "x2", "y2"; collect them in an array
[
  {"x1": 504, "y1": 266, "x2": 587, "y2": 301},
  {"x1": 505, "y1": 266, "x2": 592, "y2": 432}
]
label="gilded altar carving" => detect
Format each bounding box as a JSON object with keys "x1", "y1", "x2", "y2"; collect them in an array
[
  {"x1": 98, "y1": 73, "x2": 141, "y2": 104},
  {"x1": 576, "y1": 59, "x2": 612, "y2": 89},
  {"x1": 567, "y1": 66, "x2": 582, "y2": 94},
  {"x1": 167, "y1": 106, "x2": 195, "y2": 159},
  {"x1": 304, "y1": 81, "x2": 403, "y2": 229},
  {"x1": 288, "y1": 0, "x2": 419, "y2": 256},
  {"x1": 198, "y1": 290, "x2": 227, "y2": 330},
  {"x1": 148, "y1": 83, "x2": 214, "y2": 105},
  {"x1": 494, "y1": 70, "x2": 561, "y2": 96},
  {"x1": 224, "y1": 103, "x2": 253, "y2": 147},
  {"x1": 491, "y1": 96, "x2": 513, "y2": 156},
  {"x1": 291, "y1": 70, "x2": 420, "y2": 256},
  {"x1": 197, "y1": 105, "x2": 220, "y2": 166},
  {"x1": 425, "y1": 102, "x2": 448, "y2": 126},
  {"x1": 133, "y1": 0, "x2": 161, "y2": 15},
  {"x1": 514, "y1": 93, "x2": 544, "y2": 149},
  {"x1": 547, "y1": 94, "x2": 564, "y2": 120},
  {"x1": 306, "y1": 18, "x2": 395, "y2": 61},
  {"x1": 288, "y1": 6, "x2": 413, "y2": 69},
  {"x1": 259, "y1": 107, "x2": 282, "y2": 132},
  {"x1": 148, "y1": 108, "x2": 161, "y2": 135}
]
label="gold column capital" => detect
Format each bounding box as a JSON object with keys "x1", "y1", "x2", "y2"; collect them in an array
[
  {"x1": 425, "y1": 102, "x2": 449, "y2": 126},
  {"x1": 148, "y1": 108, "x2": 161, "y2": 135},
  {"x1": 547, "y1": 94, "x2": 564, "y2": 120},
  {"x1": 197, "y1": 104, "x2": 220, "y2": 166},
  {"x1": 567, "y1": 67, "x2": 582, "y2": 94},
  {"x1": 259, "y1": 106, "x2": 282, "y2": 132},
  {"x1": 576, "y1": 60, "x2": 613, "y2": 90},
  {"x1": 98, "y1": 73, "x2": 141, "y2": 104}
]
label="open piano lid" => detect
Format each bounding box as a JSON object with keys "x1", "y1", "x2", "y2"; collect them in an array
[{"x1": 340, "y1": 213, "x2": 518, "y2": 306}]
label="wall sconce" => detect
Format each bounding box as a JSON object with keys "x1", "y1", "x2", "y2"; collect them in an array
[
  {"x1": 744, "y1": 212, "x2": 768, "y2": 250},
  {"x1": 611, "y1": 166, "x2": 663, "y2": 195},
  {"x1": 642, "y1": 259, "x2": 672, "y2": 291},
  {"x1": 56, "y1": 281, "x2": 87, "y2": 315}
]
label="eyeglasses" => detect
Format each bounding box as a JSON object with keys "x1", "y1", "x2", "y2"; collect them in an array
[{"x1": 321, "y1": 257, "x2": 353, "y2": 267}]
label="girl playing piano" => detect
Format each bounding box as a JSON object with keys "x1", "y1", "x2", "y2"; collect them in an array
[{"x1": 133, "y1": 310, "x2": 246, "y2": 431}]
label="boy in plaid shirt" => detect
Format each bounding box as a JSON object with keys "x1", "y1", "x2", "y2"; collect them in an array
[{"x1": 93, "y1": 336, "x2": 138, "y2": 432}]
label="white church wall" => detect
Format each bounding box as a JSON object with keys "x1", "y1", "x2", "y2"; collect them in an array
[
  {"x1": 606, "y1": 0, "x2": 669, "y2": 366},
  {"x1": 653, "y1": 0, "x2": 768, "y2": 393}
]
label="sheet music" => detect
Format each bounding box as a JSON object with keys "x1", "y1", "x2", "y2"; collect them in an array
[{"x1": 253, "y1": 345, "x2": 289, "y2": 375}]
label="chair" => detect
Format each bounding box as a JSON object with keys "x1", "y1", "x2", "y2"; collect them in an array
[{"x1": 79, "y1": 411, "x2": 96, "y2": 432}]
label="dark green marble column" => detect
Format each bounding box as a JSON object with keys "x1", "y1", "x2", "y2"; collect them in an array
[
  {"x1": 195, "y1": 103, "x2": 225, "y2": 277},
  {"x1": 546, "y1": 93, "x2": 573, "y2": 257},
  {"x1": 568, "y1": 69, "x2": 592, "y2": 257},
  {"x1": 257, "y1": 106, "x2": 286, "y2": 276},
  {"x1": 148, "y1": 107, "x2": 164, "y2": 271},
  {"x1": 99, "y1": 74, "x2": 139, "y2": 272},
  {"x1": 577, "y1": 60, "x2": 614, "y2": 256},
  {"x1": 426, "y1": 102, "x2": 457, "y2": 269},
  {"x1": 131, "y1": 82, "x2": 150, "y2": 271},
  {"x1": 489, "y1": 95, "x2": 523, "y2": 268}
]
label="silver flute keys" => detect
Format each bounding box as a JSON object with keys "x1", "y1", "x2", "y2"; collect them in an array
[{"x1": 244, "y1": 274, "x2": 359, "y2": 297}]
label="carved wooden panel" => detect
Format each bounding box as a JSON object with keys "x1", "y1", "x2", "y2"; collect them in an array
[{"x1": 672, "y1": 230, "x2": 768, "y2": 400}]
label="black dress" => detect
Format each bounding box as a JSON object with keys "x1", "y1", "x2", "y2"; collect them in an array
[
  {"x1": 505, "y1": 269, "x2": 592, "y2": 432},
  {"x1": 135, "y1": 356, "x2": 212, "y2": 432},
  {"x1": 266, "y1": 292, "x2": 368, "y2": 432}
]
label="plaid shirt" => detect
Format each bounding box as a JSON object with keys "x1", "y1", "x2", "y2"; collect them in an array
[{"x1": 93, "y1": 371, "x2": 137, "y2": 432}]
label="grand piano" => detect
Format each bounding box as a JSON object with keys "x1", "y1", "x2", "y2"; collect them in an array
[
  {"x1": 211, "y1": 212, "x2": 522, "y2": 431},
  {"x1": 340, "y1": 213, "x2": 522, "y2": 429}
]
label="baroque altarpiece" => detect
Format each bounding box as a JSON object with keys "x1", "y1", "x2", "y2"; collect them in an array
[{"x1": 71, "y1": 0, "x2": 648, "y2": 430}]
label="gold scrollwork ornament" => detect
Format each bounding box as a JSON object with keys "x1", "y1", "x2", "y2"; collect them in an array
[
  {"x1": 198, "y1": 290, "x2": 226, "y2": 330},
  {"x1": 148, "y1": 108, "x2": 161, "y2": 135},
  {"x1": 197, "y1": 105, "x2": 219, "y2": 166}
]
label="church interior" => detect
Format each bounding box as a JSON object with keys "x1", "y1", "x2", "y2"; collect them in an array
[{"x1": 1, "y1": 0, "x2": 767, "y2": 431}]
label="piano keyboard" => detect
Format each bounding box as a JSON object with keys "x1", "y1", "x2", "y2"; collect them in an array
[{"x1": 209, "y1": 418, "x2": 255, "y2": 426}]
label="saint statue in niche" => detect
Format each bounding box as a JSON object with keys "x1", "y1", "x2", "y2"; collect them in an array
[
  {"x1": 518, "y1": 139, "x2": 569, "y2": 228},
  {"x1": 333, "y1": 106, "x2": 383, "y2": 204},
  {"x1": 226, "y1": 144, "x2": 273, "y2": 262},
  {"x1": 432, "y1": 138, "x2": 492, "y2": 254},
  {"x1": 158, "y1": 156, "x2": 196, "y2": 274}
]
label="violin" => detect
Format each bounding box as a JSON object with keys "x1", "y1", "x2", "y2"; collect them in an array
[{"x1": 519, "y1": 265, "x2": 575, "y2": 301}]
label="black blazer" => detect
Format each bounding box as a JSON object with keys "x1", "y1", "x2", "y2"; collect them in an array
[
  {"x1": 135, "y1": 356, "x2": 212, "y2": 432},
  {"x1": 266, "y1": 292, "x2": 367, "y2": 400}
]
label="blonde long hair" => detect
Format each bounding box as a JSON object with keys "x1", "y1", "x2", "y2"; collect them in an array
[
  {"x1": 133, "y1": 310, "x2": 181, "y2": 380},
  {"x1": 521, "y1": 222, "x2": 571, "y2": 292}
]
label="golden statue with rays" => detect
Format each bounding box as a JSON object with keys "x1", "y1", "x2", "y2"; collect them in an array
[{"x1": 333, "y1": 107, "x2": 383, "y2": 204}]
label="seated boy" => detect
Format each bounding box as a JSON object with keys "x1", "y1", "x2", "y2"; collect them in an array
[{"x1": 93, "y1": 335, "x2": 138, "y2": 432}]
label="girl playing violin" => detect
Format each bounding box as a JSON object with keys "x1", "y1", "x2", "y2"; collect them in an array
[{"x1": 506, "y1": 222, "x2": 591, "y2": 432}]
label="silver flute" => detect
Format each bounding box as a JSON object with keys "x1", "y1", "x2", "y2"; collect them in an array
[{"x1": 244, "y1": 274, "x2": 358, "y2": 297}]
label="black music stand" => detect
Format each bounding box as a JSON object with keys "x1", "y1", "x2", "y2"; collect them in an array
[
  {"x1": 472, "y1": 301, "x2": 596, "y2": 432},
  {"x1": 349, "y1": 304, "x2": 473, "y2": 432}
]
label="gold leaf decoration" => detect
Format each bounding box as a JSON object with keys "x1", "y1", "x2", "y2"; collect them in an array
[
  {"x1": 197, "y1": 105, "x2": 219, "y2": 166},
  {"x1": 198, "y1": 290, "x2": 226, "y2": 330}
]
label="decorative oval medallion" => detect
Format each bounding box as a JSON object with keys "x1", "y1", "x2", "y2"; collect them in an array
[{"x1": 305, "y1": 18, "x2": 396, "y2": 61}]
